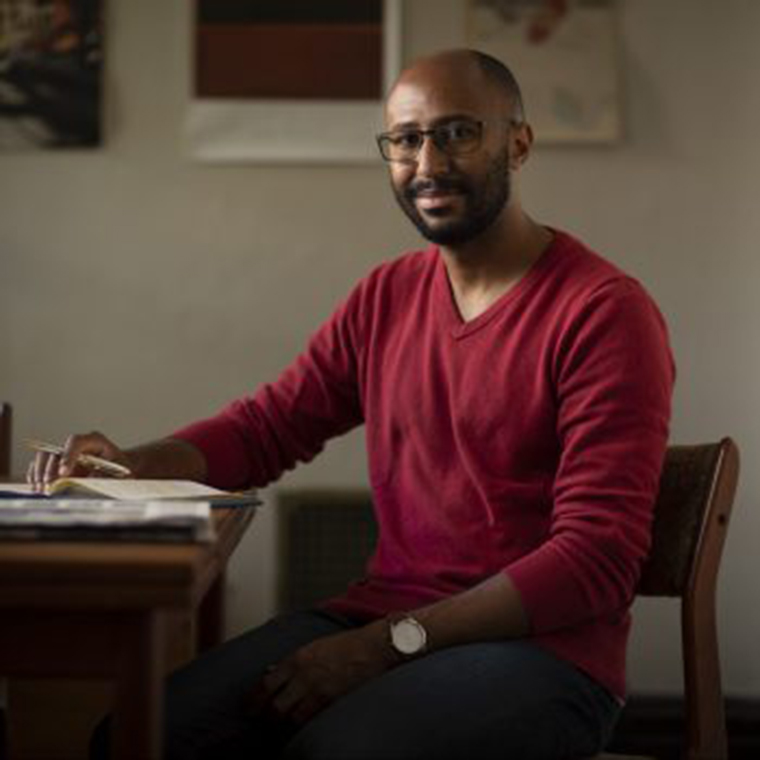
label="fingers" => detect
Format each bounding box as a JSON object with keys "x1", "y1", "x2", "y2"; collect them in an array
[
  {"x1": 271, "y1": 676, "x2": 308, "y2": 718},
  {"x1": 290, "y1": 693, "x2": 327, "y2": 726},
  {"x1": 253, "y1": 665, "x2": 338, "y2": 728},
  {"x1": 27, "y1": 451, "x2": 62, "y2": 492},
  {"x1": 44, "y1": 449, "x2": 62, "y2": 482},
  {"x1": 26, "y1": 431, "x2": 126, "y2": 491},
  {"x1": 248, "y1": 663, "x2": 319, "y2": 726},
  {"x1": 248, "y1": 663, "x2": 288, "y2": 715},
  {"x1": 60, "y1": 432, "x2": 116, "y2": 476},
  {"x1": 247, "y1": 629, "x2": 382, "y2": 727},
  {"x1": 27, "y1": 453, "x2": 56, "y2": 492}
]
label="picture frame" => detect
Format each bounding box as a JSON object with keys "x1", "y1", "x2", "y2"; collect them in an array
[
  {"x1": 185, "y1": 0, "x2": 402, "y2": 164},
  {"x1": 467, "y1": 0, "x2": 621, "y2": 144},
  {"x1": 0, "y1": 0, "x2": 104, "y2": 150}
]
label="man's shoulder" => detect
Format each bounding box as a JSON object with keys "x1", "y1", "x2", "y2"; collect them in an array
[
  {"x1": 549, "y1": 229, "x2": 649, "y2": 302},
  {"x1": 543, "y1": 231, "x2": 667, "y2": 343},
  {"x1": 552, "y1": 230, "x2": 625, "y2": 281}
]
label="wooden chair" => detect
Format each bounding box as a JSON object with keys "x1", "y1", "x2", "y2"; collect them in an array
[
  {"x1": 0, "y1": 402, "x2": 11, "y2": 478},
  {"x1": 591, "y1": 438, "x2": 740, "y2": 760}
]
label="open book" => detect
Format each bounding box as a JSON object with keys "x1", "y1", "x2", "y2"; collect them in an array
[{"x1": 0, "y1": 478, "x2": 260, "y2": 509}]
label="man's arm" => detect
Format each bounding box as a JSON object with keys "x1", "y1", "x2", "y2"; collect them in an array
[{"x1": 411, "y1": 570, "x2": 529, "y2": 647}]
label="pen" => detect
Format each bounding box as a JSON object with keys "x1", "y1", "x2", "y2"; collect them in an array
[{"x1": 26, "y1": 439, "x2": 133, "y2": 478}]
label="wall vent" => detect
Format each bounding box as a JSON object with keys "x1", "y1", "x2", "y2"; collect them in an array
[{"x1": 276, "y1": 489, "x2": 376, "y2": 612}]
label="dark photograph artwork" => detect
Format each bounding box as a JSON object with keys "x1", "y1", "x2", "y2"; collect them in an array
[
  {"x1": 0, "y1": 0, "x2": 103, "y2": 149},
  {"x1": 195, "y1": 0, "x2": 383, "y2": 101}
]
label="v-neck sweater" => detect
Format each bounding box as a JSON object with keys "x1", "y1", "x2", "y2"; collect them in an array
[{"x1": 174, "y1": 230, "x2": 675, "y2": 699}]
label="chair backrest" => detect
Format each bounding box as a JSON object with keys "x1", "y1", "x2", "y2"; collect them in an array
[
  {"x1": 0, "y1": 402, "x2": 11, "y2": 478},
  {"x1": 638, "y1": 439, "x2": 738, "y2": 599},
  {"x1": 627, "y1": 439, "x2": 739, "y2": 760}
]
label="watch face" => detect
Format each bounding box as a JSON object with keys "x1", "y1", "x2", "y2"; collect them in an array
[{"x1": 391, "y1": 617, "x2": 427, "y2": 655}]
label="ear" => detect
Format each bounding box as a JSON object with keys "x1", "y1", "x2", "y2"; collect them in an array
[{"x1": 509, "y1": 123, "x2": 533, "y2": 171}]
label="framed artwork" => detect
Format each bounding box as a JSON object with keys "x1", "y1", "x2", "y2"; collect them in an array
[
  {"x1": 467, "y1": 0, "x2": 621, "y2": 143},
  {"x1": 0, "y1": 0, "x2": 103, "y2": 150},
  {"x1": 185, "y1": 0, "x2": 402, "y2": 164}
]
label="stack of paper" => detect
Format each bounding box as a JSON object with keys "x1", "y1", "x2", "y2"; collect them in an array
[{"x1": 0, "y1": 499, "x2": 214, "y2": 543}]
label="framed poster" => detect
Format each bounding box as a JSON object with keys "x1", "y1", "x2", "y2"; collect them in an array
[
  {"x1": 0, "y1": 0, "x2": 103, "y2": 150},
  {"x1": 185, "y1": 0, "x2": 402, "y2": 164},
  {"x1": 468, "y1": 0, "x2": 621, "y2": 143}
]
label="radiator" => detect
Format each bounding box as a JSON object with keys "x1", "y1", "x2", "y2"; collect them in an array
[{"x1": 276, "y1": 489, "x2": 377, "y2": 612}]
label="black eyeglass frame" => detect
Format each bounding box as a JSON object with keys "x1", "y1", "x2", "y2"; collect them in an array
[{"x1": 376, "y1": 118, "x2": 523, "y2": 164}]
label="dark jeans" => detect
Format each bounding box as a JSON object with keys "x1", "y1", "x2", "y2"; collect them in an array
[{"x1": 91, "y1": 610, "x2": 620, "y2": 759}]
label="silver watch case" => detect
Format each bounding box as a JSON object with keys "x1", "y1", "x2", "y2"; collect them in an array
[{"x1": 389, "y1": 615, "x2": 428, "y2": 657}]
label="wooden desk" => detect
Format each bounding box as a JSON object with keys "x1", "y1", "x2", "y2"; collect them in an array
[{"x1": 0, "y1": 506, "x2": 255, "y2": 760}]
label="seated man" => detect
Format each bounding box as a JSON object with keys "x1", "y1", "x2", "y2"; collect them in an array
[{"x1": 31, "y1": 49, "x2": 675, "y2": 760}]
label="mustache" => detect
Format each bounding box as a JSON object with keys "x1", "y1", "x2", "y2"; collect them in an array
[{"x1": 406, "y1": 177, "x2": 469, "y2": 199}]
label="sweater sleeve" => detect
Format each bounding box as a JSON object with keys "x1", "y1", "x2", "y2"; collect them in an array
[
  {"x1": 505, "y1": 278, "x2": 675, "y2": 634},
  {"x1": 171, "y1": 286, "x2": 366, "y2": 490}
]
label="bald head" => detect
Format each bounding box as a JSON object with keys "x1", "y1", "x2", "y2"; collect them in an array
[
  {"x1": 387, "y1": 49, "x2": 525, "y2": 125},
  {"x1": 380, "y1": 49, "x2": 534, "y2": 249}
]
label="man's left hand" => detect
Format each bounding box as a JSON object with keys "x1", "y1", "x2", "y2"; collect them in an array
[{"x1": 248, "y1": 620, "x2": 396, "y2": 725}]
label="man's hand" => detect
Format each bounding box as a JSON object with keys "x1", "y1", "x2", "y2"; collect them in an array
[
  {"x1": 26, "y1": 433, "x2": 208, "y2": 491},
  {"x1": 249, "y1": 620, "x2": 396, "y2": 726},
  {"x1": 27, "y1": 431, "x2": 131, "y2": 491}
]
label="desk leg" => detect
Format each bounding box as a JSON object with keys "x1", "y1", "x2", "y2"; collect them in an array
[
  {"x1": 197, "y1": 571, "x2": 226, "y2": 653},
  {"x1": 113, "y1": 611, "x2": 165, "y2": 760}
]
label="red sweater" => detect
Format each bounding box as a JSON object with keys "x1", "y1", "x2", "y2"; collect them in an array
[{"x1": 174, "y1": 230, "x2": 675, "y2": 699}]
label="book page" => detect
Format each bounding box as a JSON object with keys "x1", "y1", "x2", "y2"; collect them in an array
[
  {"x1": 0, "y1": 483, "x2": 36, "y2": 496},
  {"x1": 51, "y1": 479, "x2": 231, "y2": 501}
]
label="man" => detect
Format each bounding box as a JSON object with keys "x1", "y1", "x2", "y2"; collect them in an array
[{"x1": 31, "y1": 50, "x2": 674, "y2": 759}]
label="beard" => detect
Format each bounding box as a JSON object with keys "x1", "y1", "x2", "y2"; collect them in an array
[{"x1": 392, "y1": 146, "x2": 512, "y2": 247}]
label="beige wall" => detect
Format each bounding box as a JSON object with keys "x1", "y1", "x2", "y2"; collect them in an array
[{"x1": 1, "y1": 0, "x2": 759, "y2": 696}]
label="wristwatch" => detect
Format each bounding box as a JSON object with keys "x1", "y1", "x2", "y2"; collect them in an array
[{"x1": 388, "y1": 614, "x2": 428, "y2": 659}]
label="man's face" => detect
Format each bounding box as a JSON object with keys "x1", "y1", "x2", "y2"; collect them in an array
[
  {"x1": 384, "y1": 63, "x2": 516, "y2": 247},
  {"x1": 391, "y1": 138, "x2": 511, "y2": 247}
]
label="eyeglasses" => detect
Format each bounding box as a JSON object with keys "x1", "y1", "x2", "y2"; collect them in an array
[{"x1": 376, "y1": 118, "x2": 520, "y2": 164}]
